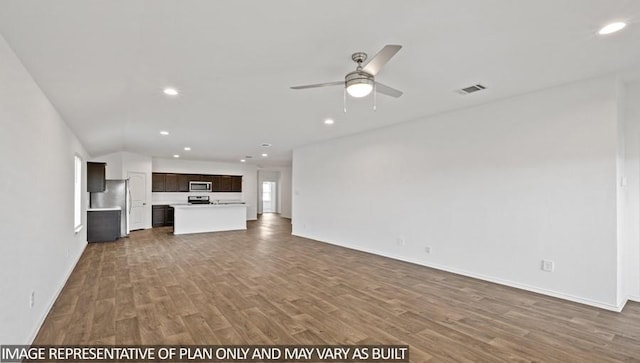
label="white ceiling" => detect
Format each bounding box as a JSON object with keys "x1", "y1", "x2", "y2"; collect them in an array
[{"x1": 1, "y1": 0, "x2": 639, "y2": 167}]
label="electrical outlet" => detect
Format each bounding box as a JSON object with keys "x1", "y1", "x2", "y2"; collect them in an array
[
  {"x1": 425, "y1": 246, "x2": 431, "y2": 254},
  {"x1": 541, "y1": 259, "x2": 555, "y2": 272},
  {"x1": 396, "y1": 237, "x2": 405, "y2": 246},
  {"x1": 29, "y1": 291, "x2": 35, "y2": 308}
]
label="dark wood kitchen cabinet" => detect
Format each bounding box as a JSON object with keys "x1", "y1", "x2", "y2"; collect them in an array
[
  {"x1": 231, "y1": 176, "x2": 242, "y2": 192},
  {"x1": 152, "y1": 205, "x2": 164, "y2": 226},
  {"x1": 87, "y1": 209, "x2": 120, "y2": 242},
  {"x1": 152, "y1": 205, "x2": 174, "y2": 227},
  {"x1": 151, "y1": 172, "x2": 242, "y2": 192},
  {"x1": 164, "y1": 173, "x2": 179, "y2": 192},
  {"x1": 87, "y1": 162, "x2": 106, "y2": 192},
  {"x1": 220, "y1": 176, "x2": 232, "y2": 192},
  {"x1": 166, "y1": 206, "x2": 174, "y2": 225},
  {"x1": 177, "y1": 174, "x2": 190, "y2": 192},
  {"x1": 152, "y1": 173, "x2": 165, "y2": 192},
  {"x1": 152, "y1": 173, "x2": 180, "y2": 192},
  {"x1": 211, "y1": 175, "x2": 222, "y2": 191}
]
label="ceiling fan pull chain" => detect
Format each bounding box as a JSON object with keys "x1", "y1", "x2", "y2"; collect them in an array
[
  {"x1": 373, "y1": 83, "x2": 377, "y2": 111},
  {"x1": 343, "y1": 86, "x2": 347, "y2": 113}
]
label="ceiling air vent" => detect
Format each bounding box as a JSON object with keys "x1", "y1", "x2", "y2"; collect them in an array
[{"x1": 457, "y1": 84, "x2": 486, "y2": 95}]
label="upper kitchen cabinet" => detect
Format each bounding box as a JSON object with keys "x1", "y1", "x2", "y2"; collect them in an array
[
  {"x1": 220, "y1": 176, "x2": 232, "y2": 192},
  {"x1": 151, "y1": 172, "x2": 243, "y2": 192},
  {"x1": 231, "y1": 176, "x2": 242, "y2": 192},
  {"x1": 211, "y1": 175, "x2": 222, "y2": 191},
  {"x1": 177, "y1": 174, "x2": 190, "y2": 192},
  {"x1": 152, "y1": 173, "x2": 165, "y2": 192},
  {"x1": 87, "y1": 162, "x2": 106, "y2": 192},
  {"x1": 165, "y1": 173, "x2": 179, "y2": 192},
  {"x1": 152, "y1": 172, "x2": 180, "y2": 192}
]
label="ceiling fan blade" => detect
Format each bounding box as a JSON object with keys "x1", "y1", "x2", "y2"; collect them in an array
[
  {"x1": 362, "y1": 44, "x2": 402, "y2": 76},
  {"x1": 290, "y1": 81, "x2": 343, "y2": 90},
  {"x1": 375, "y1": 82, "x2": 403, "y2": 98}
]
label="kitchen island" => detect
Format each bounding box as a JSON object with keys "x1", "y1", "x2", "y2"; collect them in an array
[{"x1": 170, "y1": 203, "x2": 247, "y2": 235}]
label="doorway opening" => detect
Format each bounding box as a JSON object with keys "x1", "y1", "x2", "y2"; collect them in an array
[{"x1": 262, "y1": 181, "x2": 277, "y2": 213}]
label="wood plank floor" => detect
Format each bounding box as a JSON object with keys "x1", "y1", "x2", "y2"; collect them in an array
[{"x1": 35, "y1": 214, "x2": 640, "y2": 362}]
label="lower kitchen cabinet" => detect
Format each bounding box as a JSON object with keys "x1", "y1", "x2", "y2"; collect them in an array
[
  {"x1": 87, "y1": 210, "x2": 121, "y2": 242},
  {"x1": 152, "y1": 205, "x2": 164, "y2": 226},
  {"x1": 152, "y1": 205, "x2": 174, "y2": 227}
]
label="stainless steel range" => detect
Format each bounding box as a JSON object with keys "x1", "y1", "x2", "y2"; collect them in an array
[{"x1": 188, "y1": 195, "x2": 211, "y2": 204}]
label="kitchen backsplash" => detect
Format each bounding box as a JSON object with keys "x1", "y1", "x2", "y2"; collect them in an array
[{"x1": 152, "y1": 192, "x2": 243, "y2": 205}]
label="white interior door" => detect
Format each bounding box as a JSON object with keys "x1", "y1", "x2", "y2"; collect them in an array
[{"x1": 128, "y1": 171, "x2": 147, "y2": 230}]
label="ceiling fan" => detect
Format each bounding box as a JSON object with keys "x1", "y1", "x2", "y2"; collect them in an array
[{"x1": 291, "y1": 44, "x2": 404, "y2": 105}]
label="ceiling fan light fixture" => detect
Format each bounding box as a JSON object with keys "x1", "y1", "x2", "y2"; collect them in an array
[
  {"x1": 347, "y1": 82, "x2": 373, "y2": 98},
  {"x1": 345, "y1": 71, "x2": 374, "y2": 98}
]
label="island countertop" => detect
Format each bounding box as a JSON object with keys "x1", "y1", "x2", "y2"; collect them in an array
[{"x1": 170, "y1": 203, "x2": 246, "y2": 209}]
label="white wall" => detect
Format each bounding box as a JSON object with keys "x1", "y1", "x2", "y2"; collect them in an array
[
  {"x1": 293, "y1": 76, "x2": 623, "y2": 310},
  {"x1": 622, "y1": 82, "x2": 640, "y2": 302},
  {"x1": 152, "y1": 158, "x2": 258, "y2": 220},
  {"x1": 93, "y1": 151, "x2": 153, "y2": 229},
  {"x1": 0, "y1": 34, "x2": 89, "y2": 343},
  {"x1": 278, "y1": 167, "x2": 292, "y2": 219}
]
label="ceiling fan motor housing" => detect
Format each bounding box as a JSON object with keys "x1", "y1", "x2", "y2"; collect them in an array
[{"x1": 345, "y1": 70, "x2": 374, "y2": 87}]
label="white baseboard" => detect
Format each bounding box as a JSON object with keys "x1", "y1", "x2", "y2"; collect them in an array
[
  {"x1": 628, "y1": 295, "x2": 640, "y2": 303},
  {"x1": 27, "y1": 242, "x2": 88, "y2": 344},
  {"x1": 294, "y1": 232, "x2": 624, "y2": 312}
]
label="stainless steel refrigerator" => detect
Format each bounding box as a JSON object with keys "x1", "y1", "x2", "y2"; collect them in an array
[{"x1": 90, "y1": 179, "x2": 130, "y2": 237}]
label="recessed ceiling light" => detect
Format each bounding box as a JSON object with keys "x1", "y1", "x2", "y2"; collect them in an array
[
  {"x1": 598, "y1": 22, "x2": 626, "y2": 35},
  {"x1": 261, "y1": 153, "x2": 268, "y2": 157},
  {"x1": 160, "y1": 131, "x2": 169, "y2": 136},
  {"x1": 324, "y1": 118, "x2": 335, "y2": 125},
  {"x1": 184, "y1": 147, "x2": 191, "y2": 151},
  {"x1": 163, "y1": 87, "x2": 179, "y2": 96},
  {"x1": 173, "y1": 154, "x2": 180, "y2": 158},
  {"x1": 240, "y1": 159, "x2": 246, "y2": 163},
  {"x1": 261, "y1": 143, "x2": 272, "y2": 147}
]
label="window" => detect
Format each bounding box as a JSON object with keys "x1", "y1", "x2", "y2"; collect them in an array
[{"x1": 74, "y1": 155, "x2": 82, "y2": 232}]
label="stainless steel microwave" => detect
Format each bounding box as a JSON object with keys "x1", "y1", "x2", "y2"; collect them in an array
[{"x1": 189, "y1": 181, "x2": 212, "y2": 192}]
